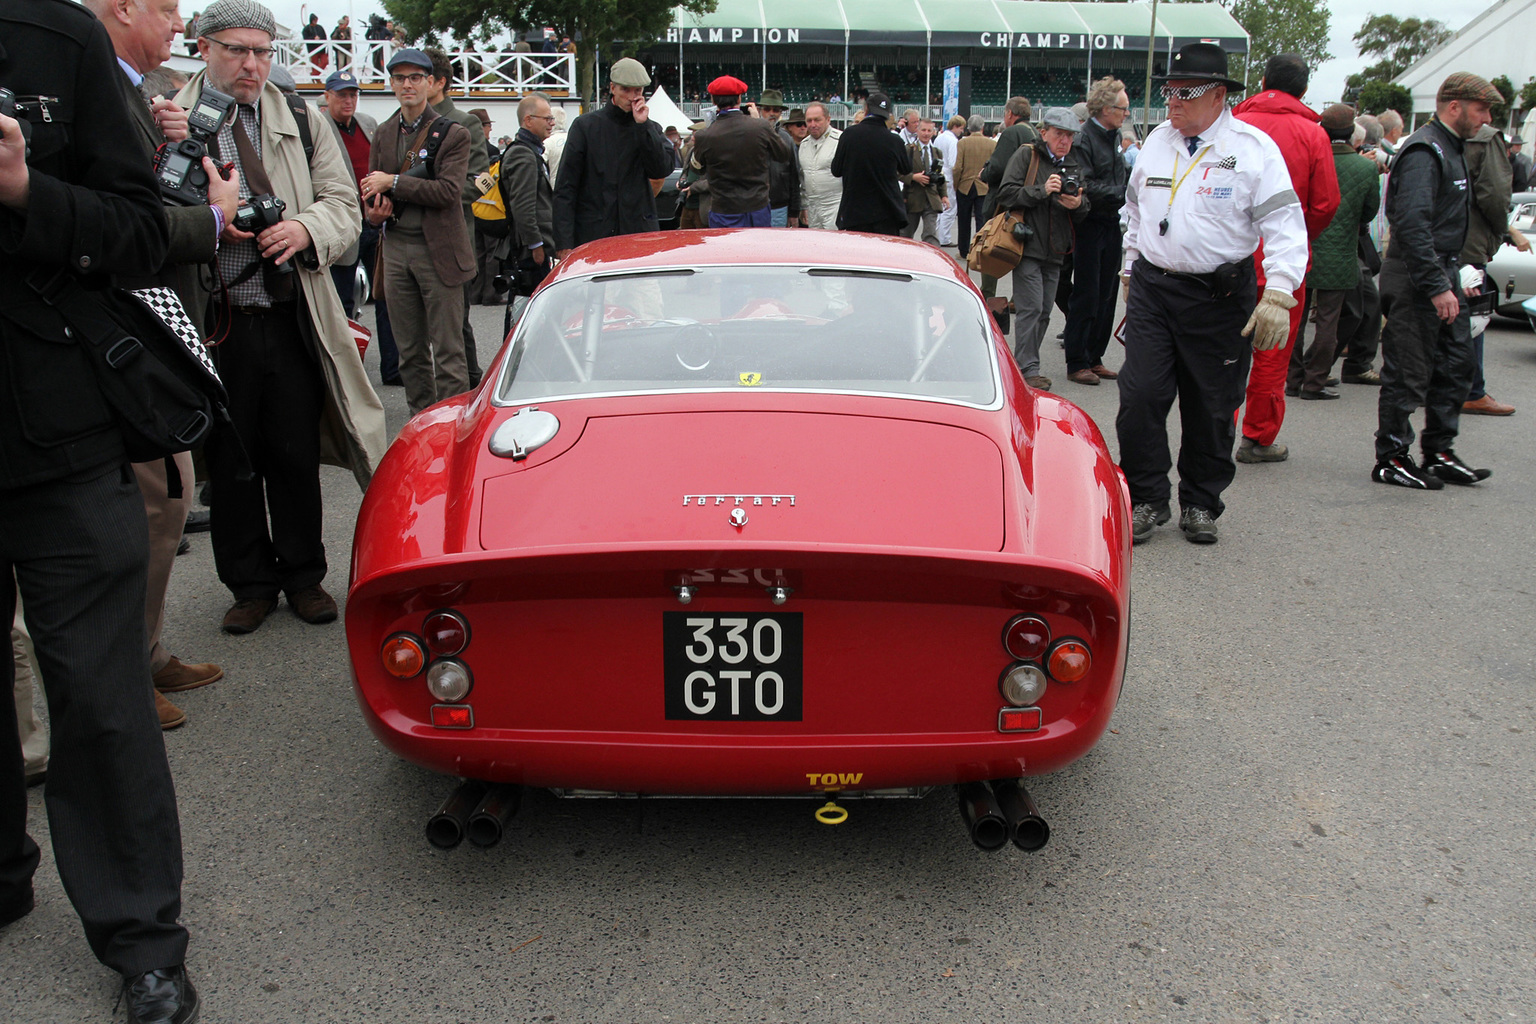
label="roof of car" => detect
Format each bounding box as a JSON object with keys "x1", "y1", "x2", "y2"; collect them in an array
[{"x1": 556, "y1": 228, "x2": 971, "y2": 284}]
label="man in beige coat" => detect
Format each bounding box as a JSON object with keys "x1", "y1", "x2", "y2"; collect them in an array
[
  {"x1": 177, "y1": 0, "x2": 385, "y2": 635},
  {"x1": 797, "y1": 101, "x2": 842, "y2": 229},
  {"x1": 953, "y1": 114, "x2": 995, "y2": 259}
]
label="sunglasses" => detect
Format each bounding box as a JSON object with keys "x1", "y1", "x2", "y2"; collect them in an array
[{"x1": 1160, "y1": 82, "x2": 1221, "y2": 101}]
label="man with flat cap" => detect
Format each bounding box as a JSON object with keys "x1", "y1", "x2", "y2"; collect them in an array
[
  {"x1": 554, "y1": 58, "x2": 674, "y2": 256},
  {"x1": 1116, "y1": 42, "x2": 1307, "y2": 546},
  {"x1": 689, "y1": 76, "x2": 791, "y2": 228},
  {"x1": 1372, "y1": 72, "x2": 1502, "y2": 490},
  {"x1": 831, "y1": 93, "x2": 910, "y2": 235}
]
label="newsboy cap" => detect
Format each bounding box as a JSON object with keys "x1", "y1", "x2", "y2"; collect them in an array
[
  {"x1": 610, "y1": 57, "x2": 651, "y2": 88},
  {"x1": 1040, "y1": 106, "x2": 1083, "y2": 133},
  {"x1": 196, "y1": 0, "x2": 276, "y2": 39},
  {"x1": 386, "y1": 48, "x2": 433, "y2": 73},
  {"x1": 1438, "y1": 72, "x2": 1503, "y2": 105},
  {"x1": 707, "y1": 75, "x2": 750, "y2": 98},
  {"x1": 1319, "y1": 103, "x2": 1357, "y2": 141}
]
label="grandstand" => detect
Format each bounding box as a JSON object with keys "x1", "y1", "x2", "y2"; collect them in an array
[{"x1": 636, "y1": 0, "x2": 1247, "y2": 124}]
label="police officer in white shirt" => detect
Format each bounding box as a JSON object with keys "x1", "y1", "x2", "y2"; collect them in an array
[{"x1": 1116, "y1": 43, "x2": 1308, "y2": 546}]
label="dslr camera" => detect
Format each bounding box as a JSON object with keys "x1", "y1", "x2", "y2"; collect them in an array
[
  {"x1": 1058, "y1": 175, "x2": 1081, "y2": 197},
  {"x1": 233, "y1": 193, "x2": 296, "y2": 276},
  {"x1": 152, "y1": 85, "x2": 237, "y2": 206},
  {"x1": 1010, "y1": 220, "x2": 1035, "y2": 243}
]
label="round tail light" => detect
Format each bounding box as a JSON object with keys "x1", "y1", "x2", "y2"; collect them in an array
[
  {"x1": 1003, "y1": 615, "x2": 1051, "y2": 661},
  {"x1": 381, "y1": 634, "x2": 427, "y2": 678},
  {"x1": 423, "y1": 609, "x2": 470, "y2": 656},
  {"x1": 1047, "y1": 639, "x2": 1091, "y2": 683},
  {"x1": 999, "y1": 662, "x2": 1048, "y2": 707},
  {"x1": 427, "y1": 658, "x2": 474, "y2": 702}
]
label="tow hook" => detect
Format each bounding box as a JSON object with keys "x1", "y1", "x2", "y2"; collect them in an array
[{"x1": 814, "y1": 798, "x2": 849, "y2": 825}]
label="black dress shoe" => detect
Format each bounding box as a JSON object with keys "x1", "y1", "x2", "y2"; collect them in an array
[
  {"x1": 123, "y1": 965, "x2": 199, "y2": 1024},
  {"x1": 1298, "y1": 388, "x2": 1340, "y2": 400},
  {"x1": 0, "y1": 885, "x2": 34, "y2": 928},
  {"x1": 381, "y1": 375, "x2": 404, "y2": 387},
  {"x1": 184, "y1": 509, "x2": 211, "y2": 534}
]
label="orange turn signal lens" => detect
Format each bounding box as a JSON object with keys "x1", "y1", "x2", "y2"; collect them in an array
[
  {"x1": 1047, "y1": 639, "x2": 1091, "y2": 683},
  {"x1": 381, "y1": 633, "x2": 427, "y2": 678}
]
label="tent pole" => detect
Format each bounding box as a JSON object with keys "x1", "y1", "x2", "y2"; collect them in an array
[
  {"x1": 1006, "y1": 38, "x2": 1012, "y2": 110},
  {"x1": 678, "y1": 36, "x2": 683, "y2": 103},
  {"x1": 844, "y1": 35, "x2": 849, "y2": 110},
  {"x1": 926, "y1": 41, "x2": 932, "y2": 121},
  {"x1": 1142, "y1": 0, "x2": 1159, "y2": 130},
  {"x1": 1087, "y1": 44, "x2": 1093, "y2": 98}
]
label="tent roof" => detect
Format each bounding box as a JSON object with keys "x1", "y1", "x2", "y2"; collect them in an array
[
  {"x1": 1394, "y1": 0, "x2": 1536, "y2": 112},
  {"x1": 660, "y1": 1, "x2": 1248, "y2": 53}
]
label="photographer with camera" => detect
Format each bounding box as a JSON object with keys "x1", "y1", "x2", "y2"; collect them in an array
[
  {"x1": 993, "y1": 107, "x2": 1091, "y2": 390},
  {"x1": 0, "y1": 0, "x2": 209, "y2": 1018},
  {"x1": 902, "y1": 118, "x2": 950, "y2": 247},
  {"x1": 178, "y1": 0, "x2": 383, "y2": 635},
  {"x1": 91, "y1": 0, "x2": 241, "y2": 732},
  {"x1": 361, "y1": 48, "x2": 476, "y2": 416}
]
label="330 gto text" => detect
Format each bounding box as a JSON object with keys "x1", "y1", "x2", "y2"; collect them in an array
[{"x1": 663, "y1": 612, "x2": 804, "y2": 721}]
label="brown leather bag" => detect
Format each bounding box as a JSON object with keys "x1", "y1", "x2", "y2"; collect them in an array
[{"x1": 967, "y1": 147, "x2": 1040, "y2": 277}]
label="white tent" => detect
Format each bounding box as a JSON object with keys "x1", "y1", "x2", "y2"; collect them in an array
[
  {"x1": 645, "y1": 84, "x2": 697, "y2": 134},
  {"x1": 1395, "y1": 0, "x2": 1536, "y2": 124}
]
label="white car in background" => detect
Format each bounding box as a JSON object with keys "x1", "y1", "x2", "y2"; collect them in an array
[{"x1": 1483, "y1": 191, "x2": 1536, "y2": 320}]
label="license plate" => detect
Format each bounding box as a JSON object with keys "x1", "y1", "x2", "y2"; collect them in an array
[{"x1": 663, "y1": 612, "x2": 803, "y2": 721}]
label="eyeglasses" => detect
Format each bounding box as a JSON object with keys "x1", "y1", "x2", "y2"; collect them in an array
[
  {"x1": 390, "y1": 72, "x2": 428, "y2": 85},
  {"x1": 1110, "y1": 105, "x2": 1131, "y2": 113},
  {"x1": 527, "y1": 114, "x2": 556, "y2": 122},
  {"x1": 1160, "y1": 82, "x2": 1220, "y2": 102},
  {"x1": 204, "y1": 35, "x2": 277, "y2": 61}
]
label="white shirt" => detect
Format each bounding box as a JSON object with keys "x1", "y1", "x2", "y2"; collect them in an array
[
  {"x1": 1123, "y1": 108, "x2": 1308, "y2": 294},
  {"x1": 935, "y1": 128, "x2": 959, "y2": 185}
]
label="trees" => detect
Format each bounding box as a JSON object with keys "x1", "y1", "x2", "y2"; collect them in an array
[
  {"x1": 1222, "y1": 0, "x2": 1332, "y2": 93},
  {"x1": 1356, "y1": 81, "x2": 1411, "y2": 117},
  {"x1": 382, "y1": 0, "x2": 716, "y2": 107},
  {"x1": 1350, "y1": 15, "x2": 1454, "y2": 85}
]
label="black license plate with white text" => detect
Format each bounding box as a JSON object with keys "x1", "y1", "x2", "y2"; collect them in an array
[{"x1": 663, "y1": 612, "x2": 803, "y2": 721}]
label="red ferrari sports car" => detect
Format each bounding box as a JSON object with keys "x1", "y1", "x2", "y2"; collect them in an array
[{"x1": 347, "y1": 230, "x2": 1131, "y2": 852}]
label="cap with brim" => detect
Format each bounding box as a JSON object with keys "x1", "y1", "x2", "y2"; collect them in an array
[
  {"x1": 1512, "y1": 135, "x2": 1526, "y2": 145},
  {"x1": 1437, "y1": 72, "x2": 1503, "y2": 105},
  {"x1": 784, "y1": 108, "x2": 807, "y2": 124},
  {"x1": 708, "y1": 75, "x2": 749, "y2": 98},
  {"x1": 324, "y1": 69, "x2": 360, "y2": 91},
  {"x1": 1041, "y1": 107, "x2": 1083, "y2": 133},
  {"x1": 866, "y1": 93, "x2": 892, "y2": 118},
  {"x1": 387, "y1": 48, "x2": 432, "y2": 73},
  {"x1": 1155, "y1": 42, "x2": 1245, "y2": 92},
  {"x1": 196, "y1": 0, "x2": 276, "y2": 38},
  {"x1": 610, "y1": 57, "x2": 651, "y2": 88},
  {"x1": 469, "y1": 108, "x2": 491, "y2": 126},
  {"x1": 759, "y1": 89, "x2": 785, "y2": 108}
]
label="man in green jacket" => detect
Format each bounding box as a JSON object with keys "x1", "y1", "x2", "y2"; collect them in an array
[{"x1": 1288, "y1": 105, "x2": 1379, "y2": 398}]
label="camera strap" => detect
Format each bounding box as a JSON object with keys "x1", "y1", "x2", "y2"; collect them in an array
[{"x1": 226, "y1": 116, "x2": 294, "y2": 301}]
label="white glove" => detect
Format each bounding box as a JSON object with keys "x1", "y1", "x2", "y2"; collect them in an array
[{"x1": 1241, "y1": 288, "x2": 1297, "y2": 351}]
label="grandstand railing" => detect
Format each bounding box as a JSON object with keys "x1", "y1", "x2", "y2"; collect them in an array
[{"x1": 183, "y1": 38, "x2": 576, "y2": 96}]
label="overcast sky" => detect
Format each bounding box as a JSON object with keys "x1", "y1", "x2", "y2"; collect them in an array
[{"x1": 264, "y1": 0, "x2": 1491, "y2": 108}]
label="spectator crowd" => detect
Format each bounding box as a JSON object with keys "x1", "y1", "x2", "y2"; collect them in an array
[{"x1": 0, "y1": 0, "x2": 1524, "y2": 1019}]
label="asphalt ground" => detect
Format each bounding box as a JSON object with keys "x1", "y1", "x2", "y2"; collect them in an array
[{"x1": 6, "y1": 256, "x2": 1536, "y2": 1023}]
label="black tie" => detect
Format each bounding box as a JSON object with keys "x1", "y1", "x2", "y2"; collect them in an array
[{"x1": 1187, "y1": 135, "x2": 1201, "y2": 156}]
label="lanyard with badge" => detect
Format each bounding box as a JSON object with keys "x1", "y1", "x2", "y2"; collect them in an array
[{"x1": 1159, "y1": 144, "x2": 1213, "y2": 235}]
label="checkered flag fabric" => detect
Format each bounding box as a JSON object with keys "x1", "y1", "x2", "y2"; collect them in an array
[{"x1": 130, "y1": 287, "x2": 221, "y2": 385}]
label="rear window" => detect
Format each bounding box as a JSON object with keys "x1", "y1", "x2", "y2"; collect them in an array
[{"x1": 494, "y1": 266, "x2": 998, "y2": 407}]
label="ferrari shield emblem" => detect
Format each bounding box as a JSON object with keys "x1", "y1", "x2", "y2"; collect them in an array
[{"x1": 738, "y1": 372, "x2": 762, "y2": 386}]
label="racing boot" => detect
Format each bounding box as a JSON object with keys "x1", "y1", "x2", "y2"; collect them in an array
[
  {"x1": 1422, "y1": 449, "x2": 1491, "y2": 486},
  {"x1": 1372, "y1": 453, "x2": 1444, "y2": 490}
]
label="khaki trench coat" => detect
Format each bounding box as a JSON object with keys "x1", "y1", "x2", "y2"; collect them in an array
[{"x1": 176, "y1": 74, "x2": 386, "y2": 489}]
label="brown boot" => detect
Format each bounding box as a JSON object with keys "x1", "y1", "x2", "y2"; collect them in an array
[
  {"x1": 287, "y1": 584, "x2": 338, "y2": 624},
  {"x1": 222, "y1": 597, "x2": 276, "y2": 635},
  {"x1": 153, "y1": 657, "x2": 224, "y2": 693},
  {"x1": 156, "y1": 690, "x2": 187, "y2": 730}
]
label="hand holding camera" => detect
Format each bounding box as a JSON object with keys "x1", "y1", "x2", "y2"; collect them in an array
[
  {"x1": 150, "y1": 98, "x2": 190, "y2": 143},
  {"x1": 0, "y1": 89, "x2": 29, "y2": 210},
  {"x1": 153, "y1": 84, "x2": 236, "y2": 207}
]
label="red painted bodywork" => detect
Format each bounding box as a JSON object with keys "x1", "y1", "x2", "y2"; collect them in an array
[{"x1": 347, "y1": 230, "x2": 1131, "y2": 796}]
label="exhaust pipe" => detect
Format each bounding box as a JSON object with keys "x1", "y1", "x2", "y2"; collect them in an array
[
  {"x1": 426, "y1": 779, "x2": 490, "y2": 849},
  {"x1": 465, "y1": 784, "x2": 522, "y2": 848},
  {"x1": 992, "y1": 779, "x2": 1050, "y2": 851},
  {"x1": 956, "y1": 782, "x2": 1009, "y2": 851}
]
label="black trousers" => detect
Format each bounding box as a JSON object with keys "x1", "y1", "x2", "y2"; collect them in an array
[
  {"x1": 1374, "y1": 257, "x2": 1474, "y2": 460},
  {"x1": 956, "y1": 186, "x2": 986, "y2": 257},
  {"x1": 1062, "y1": 217, "x2": 1122, "y2": 373},
  {"x1": 1116, "y1": 258, "x2": 1256, "y2": 516},
  {"x1": 205, "y1": 303, "x2": 328, "y2": 602},
  {"x1": 1, "y1": 465, "x2": 187, "y2": 975},
  {"x1": 1336, "y1": 261, "x2": 1381, "y2": 376}
]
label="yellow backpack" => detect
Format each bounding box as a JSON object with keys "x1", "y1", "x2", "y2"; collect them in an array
[{"x1": 472, "y1": 156, "x2": 510, "y2": 237}]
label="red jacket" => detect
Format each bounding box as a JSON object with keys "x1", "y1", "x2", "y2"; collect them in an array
[{"x1": 1234, "y1": 90, "x2": 1340, "y2": 242}]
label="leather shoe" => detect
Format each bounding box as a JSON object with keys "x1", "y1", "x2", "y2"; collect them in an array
[
  {"x1": 288, "y1": 584, "x2": 338, "y2": 624},
  {"x1": 1024, "y1": 375, "x2": 1053, "y2": 391},
  {"x1": 1090, "y1": 364, "x2": 1118, "y2": 379},
  {"x1": 183, "y1": 509, "x2": 211, "y2": 534},
  {"x1": 153, "y1": 657, "x2": 223, "y2": 693},
  {"x1": 1284, "y1": 384, "x2": 1300, "y2": 397},
  {"x1": 1298, "y1": 388, "x2": 1340, "y2": 400},
  {"x1": 1068, "y1": 368, "x2": 1100, "y2": 385},
  {"x1": 222, "y1": 597, "x2": 276, "y2": 635},
  {"x1": 122, "y1": 964, "x2": 199, "y2": 1024},
  {"x1": 155, "y1": 691, "x2": 186, "y2": 731},
  {"x1": 1463, "y1": 394, "x2": 1515, "y2": 416}
]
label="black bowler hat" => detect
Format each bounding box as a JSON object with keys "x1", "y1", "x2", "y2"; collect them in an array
[{"x1": 1156, "y1": 42, "x2": 1246, "y2": 92}]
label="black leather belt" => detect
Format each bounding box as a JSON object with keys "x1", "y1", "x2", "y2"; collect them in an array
[{"x1": 1138, "y1": 257, "x2": 1217, "y2": 287}]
